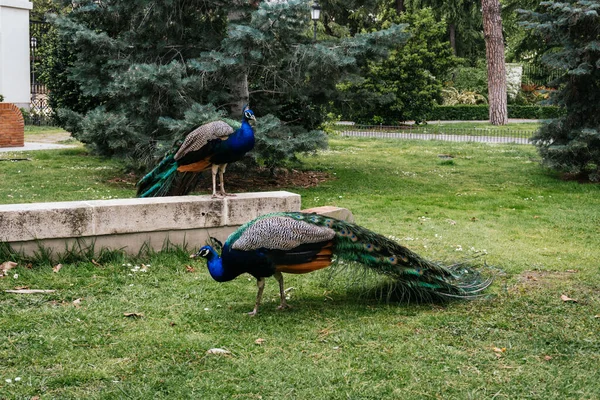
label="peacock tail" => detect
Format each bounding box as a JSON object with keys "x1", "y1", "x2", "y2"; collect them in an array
[
  {"x1": 228, "y1": 212, "x2": 492, "y2": 301},
  {"x1": 136, "y1": 155, "x2": 178, "y2": 197}
]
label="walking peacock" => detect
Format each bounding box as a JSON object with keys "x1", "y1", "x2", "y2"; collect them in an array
[
  {"x1": 136, "y1": 106, "x2": 256, "y2": 198},
  {"x1": 192, "y1": 212, "x2": 492, "y2": 315}
]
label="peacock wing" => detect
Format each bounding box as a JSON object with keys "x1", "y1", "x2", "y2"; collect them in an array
[
  {"x1": 231, "y1": 216, "x2": 335, "y2": 251},
  {"x1": 231, "y1": 216, "x2": 336, "y2": 274},
  {"x1": 174, "y1": 121, "x2": 234, "y2": 161}
]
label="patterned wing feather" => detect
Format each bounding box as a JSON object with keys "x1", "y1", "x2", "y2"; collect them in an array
[
  {"x1": 174, "y1": 121, "x2": 234, "y2": 161},
  {"x1": 231, "y1": 216, "x2": 336, "y2": 251}
]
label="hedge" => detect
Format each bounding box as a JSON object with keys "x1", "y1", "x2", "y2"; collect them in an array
[{"x1": 428, "y1": 105, "x2": 565, "y2": 120}]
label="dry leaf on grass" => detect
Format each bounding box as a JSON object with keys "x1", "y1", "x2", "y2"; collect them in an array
[
  {"x1": 91, "y1": 259, "x2": 102, "y2": 267},
  {"x1": 1, "y1": 261, "x2": 18, "y2": 275},
  {"x1": 206, "y1": 348, "x2": 231, "y2": 355},
  {"x1": 123, "y1": 312, "x2": 144, "y2": 318},
  {"x1": 544, "y1": 355, "x2": 552, "y2": 361},
  {"x1": 53, "y1": 264, "x2": 63, "y2": 273},
  {"x1": 560, "y1": 294, "x2": 577, "y2": 303},
  {"x1": 72, "y1": 298, "x2": 82, "y2": 307},
  {"x1": 255, "y1": 338, "x2": 266, "y2": 345},
  {"x1": 185, "y1": 265, "x2": 196, "y2": 273}
]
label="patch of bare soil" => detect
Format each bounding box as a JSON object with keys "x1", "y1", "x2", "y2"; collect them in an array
[
  {"x1": 517, "y1": 270, "x2": 579, "y2": 288},
  {"x1": 203, "y1": 168, "x2": 334, "y2": 192},
  {"x1": 25, "y1": 131, "x2": 74, "y2": 143},
  {"x1": 560, "y1": 172, "x2": 599, "y2": 184},
  {"x1": 112, "y1": 168, "x2": 334, "y2": 193}
]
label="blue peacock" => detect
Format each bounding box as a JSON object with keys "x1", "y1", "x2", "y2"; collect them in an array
[
  {"x1": 136, "y1": 106, "x2": 256, "y2": 198},
  {"x1": 192, "y1": 212, "x2": 492, "y2": 315}
]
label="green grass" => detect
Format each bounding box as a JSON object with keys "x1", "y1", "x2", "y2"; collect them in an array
[{"x1": 2, "y1": 137, "x2": 600, "y2": 399}]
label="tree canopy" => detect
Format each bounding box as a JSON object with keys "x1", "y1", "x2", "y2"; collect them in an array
[
  {"x1": 522, "y1": 0, "x2": 600, "y2": 181},
  {"x1": 46, "y1": 0, "x2": 408, "y2": 169}
]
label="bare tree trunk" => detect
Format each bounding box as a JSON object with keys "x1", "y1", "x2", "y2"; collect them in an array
[
  {"x1": 448, "y1": 23, "x2": 457, "y2": 55},
  {"x1": 482, "y1": 0, "x2": 507, "y2": 125},
  {"x1": 228, "y1": 5, "x2": 250, "y2": 119},
  {"x1": 396, "y1": 0, "x2": 405, "y2": 13}
]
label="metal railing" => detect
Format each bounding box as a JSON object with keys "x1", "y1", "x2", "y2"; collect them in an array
[{"x1": 336, "y1": 124, "x2": 536, "y2": 144}]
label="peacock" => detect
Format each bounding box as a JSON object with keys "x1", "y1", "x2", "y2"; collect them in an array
[
  {"x1": 136, "y1": 106, "x2": 256, "y2": 198},
  {"x1": 192, "y1": 212, "x2": 492, "y2": 315}
]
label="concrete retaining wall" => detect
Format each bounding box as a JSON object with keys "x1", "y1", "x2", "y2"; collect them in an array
[{"x1": 0, "y1": 191, "x2": 301, "y2": 255}]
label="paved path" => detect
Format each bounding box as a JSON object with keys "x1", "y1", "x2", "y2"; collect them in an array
[
  {"x1": 0, "y1": 142, "x2": 76, "y2": 153},
  {"x1": 339, "y1": 131, "x2": 530, "y2": 144}
]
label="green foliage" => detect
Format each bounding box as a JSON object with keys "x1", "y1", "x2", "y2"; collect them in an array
[
  {"x1": 46, "y1": 0, "x2": 409, "y2": 169},
  {"x1": 521, "y1": 0, "x2": 600, "y2": 181},
  {"x1": 338, "y1": 8, "x2": 456, "y2": 124},
  {"x1": 440, "y1": 87, "x2": 487, "y2": 105},
  {"x1": 405, "y1": 0, "x2": 485, "y2": 61},
  {"x1": 429, "y1": 105, "x2": 565, "y2": 120},
  {"x1": 251, "y1": 114, "x2": 328, "y2": 173},
  {"x1": 0, "y1": 94, "x2": 4, "y2": 102},
  {"x1": 447, "y1": 61, "x2": 489, "y2": 96}
]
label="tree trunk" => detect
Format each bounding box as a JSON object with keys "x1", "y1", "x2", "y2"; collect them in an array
[
  {"x1": 228, "y1": 5, "x2": 250, "y2": 119},
  {"x1": 482, "y1": 0, "x2": 508, "y2": 125},
  {"x1": 448, "y1": 23, "x2": 457, "y2": 56},
  {"x1": 396, "y1": 0, "x2": 405, "y2": 13}
]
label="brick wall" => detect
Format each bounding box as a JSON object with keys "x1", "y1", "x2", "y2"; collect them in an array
[{"x1": 0, "y1": 103, "x2": 25, "y2": 148}]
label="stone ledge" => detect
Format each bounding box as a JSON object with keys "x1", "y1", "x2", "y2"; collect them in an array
[
  {"x1": 302, "y1": 205, "x2": 355, "y2": 222},
  {"x1": 1, "y1": 191, "x2": 301, "y2": 254}
]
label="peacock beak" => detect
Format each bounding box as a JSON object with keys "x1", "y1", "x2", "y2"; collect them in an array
[{"x1": 190, "y1": 252, "x2": 198, "y2": 259}]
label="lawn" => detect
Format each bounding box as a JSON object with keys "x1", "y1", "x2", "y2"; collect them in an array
[{"x1": 1, "y1": 137, "x2": 599, "y2": 399}]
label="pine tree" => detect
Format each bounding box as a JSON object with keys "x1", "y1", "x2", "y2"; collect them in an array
[
  {"x1": 521, "y1": 1, "x2": 600, "y2": 182},
  {"x1": 47, "y1": 0, "x2": 407, "y2": 170}
]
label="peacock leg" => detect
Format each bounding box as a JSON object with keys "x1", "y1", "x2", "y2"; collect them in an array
[
  {"x1": 218, "y1": 164, "x2": 236, "y2": 197},
  {"x1": 274, "y1": 272, "x2": 291, "y2": 310},
  {"x1": 248, "y1": 277, "x2": 265, "y2": 316},
  {"x1": 211, "y1": 164, "x2": 220, "y2": 198}
]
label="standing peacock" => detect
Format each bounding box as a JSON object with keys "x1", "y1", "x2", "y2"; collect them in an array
[
  {"x1": 192, "y1": 212, "x2": 492, "y2": 315},
  {"x1": 136, "y1": 106, "x2": 256, "y2": 198}
]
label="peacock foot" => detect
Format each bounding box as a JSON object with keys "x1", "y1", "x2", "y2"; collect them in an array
[
  {"x1": 212, "y1": 192, "x2": 224, "y2": 198},
  {"x1": 277, "y1": 303, "x2": 292, "y2": 311},
  {"x1": 220, "y1": 192, "x2": 237, "y2": 197},
  {"x1": 247, "y1": 310, "x2": 258, "y2": 317}
]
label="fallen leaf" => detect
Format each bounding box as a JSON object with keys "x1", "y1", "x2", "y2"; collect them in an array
[
  {"x1": 14, "y1": 286, "x2": 29, "y2": 290},
  {"x1": 533, "y1": 215, "x2": 539, "y2": 219},
  {"x1": 544, "y1": 355, "x2": 552, "y2": 361},
  {"x1": 53, "y1": 264, "x2": 63, "y2": 273},
  {"x1": 1, "y1": 261, "x2": 18, "y2": 275},
  {"x1": 560, "y1": 294, "x2": 577, "y2": 303},
  {"x1": 91, "y1": 259, "x2": 102, "y2": 267},
  {"x1": 185, "y1": 265, "x2": 196, "y2": 273},
  {"x1": 255, "y1": 338, "x2": 266, "y2": 345},
  {"x1": 566, "y1": 269, "x2": 578, "y2": 273},
  {"x1": 493, "y1": 347, "x2": 506, "y2": 353},
  {"x1": 73, "y1": 298, "x2": 82, "y2": 307},
  {"x1": 526, "y1": 275, "x2": 538, "y2": 281},
  {"x1": 206, "y1": 348, "x2": 231, "y2": 355},
  {"x1": 123, "y1": 312, "x2": 144, "y2": 318}
]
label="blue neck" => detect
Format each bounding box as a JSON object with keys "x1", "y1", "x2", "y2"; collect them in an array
[{"x1": 204, "y1": 247, "x2": 238, "y2": 282}]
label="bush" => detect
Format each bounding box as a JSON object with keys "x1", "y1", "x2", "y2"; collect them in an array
[{"x1": 428, "y1": 105, "x2": 565, "y2": 120}]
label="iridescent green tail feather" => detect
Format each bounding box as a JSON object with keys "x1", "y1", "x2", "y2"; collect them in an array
[{"x1": 274, "y1": 212, "x2": 493, "y2": 301}]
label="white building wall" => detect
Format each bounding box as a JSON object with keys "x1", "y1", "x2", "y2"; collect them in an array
[{"x1": 0, "y1": 0, "x2": 33, "y2": 109}]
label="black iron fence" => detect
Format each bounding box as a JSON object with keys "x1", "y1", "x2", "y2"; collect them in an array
[
  {"x1": 336, "y1": 124, "x2": 537, "y2": 145},
  {"x1": 29, "y1": 19, "x2": 53, "y2": 125}
]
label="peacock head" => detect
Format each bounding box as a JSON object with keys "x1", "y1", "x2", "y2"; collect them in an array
[
  {"x1": 242, "y1": 105, "x2": 256, "y2": 125},
  {"x1": 191, "y1": 246, "x2": 215, "y2": 260}
]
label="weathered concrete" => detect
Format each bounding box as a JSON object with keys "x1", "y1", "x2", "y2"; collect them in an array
[
  {"x1": 0, "y1": 191, "x2": 301, "y2": 255},
  {"x1": 302, "y1": 205, "x2": 354, "y2": 222}
]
